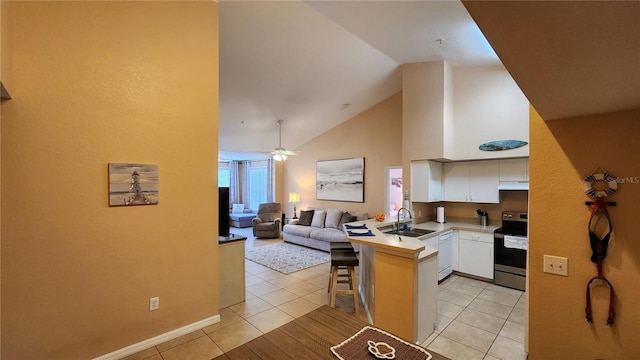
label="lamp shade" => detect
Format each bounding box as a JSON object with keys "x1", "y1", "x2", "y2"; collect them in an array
[{"x1": 288, "y1": 192, "x2": 300, "y2": 203}]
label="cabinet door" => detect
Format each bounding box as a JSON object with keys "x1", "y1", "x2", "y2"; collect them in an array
[
  {"x1": 411, "y1": 161, "x2": 429, "y2": 202},
  {"x1": 499, "y1": 158, "x2": 528, "y2": 181},
  {"x1": 428, "y1": 161, "x2": 443, "y2": 202},
  {"x1": 469, "y1": 160, "x2": 499, "y2": 203},
  {"x1": 443, "y1": 162, "x2": 470, "y2": 202},
  {"x1": 411, "y1": 161, "x2": 443, "y2": 202},
  {"x1": 458, "y1": 239, "x2": 494, "y2": 279}
]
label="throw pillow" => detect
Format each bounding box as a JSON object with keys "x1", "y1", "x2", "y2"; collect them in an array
[
  {"x1": 311, "y1": 210, "x2": 327, "y2": 228},
  {"x1": 325, "y1": 209, "x2": 343, "y2": 229},
  {"x1": 338, "y1": 212, "x2": 358, "y2": 227},
  {"x1": 231, "y1": 204, "x2": 244, "y2": 213},
  {"x1": 298, "y1": 210, "x2": 314, "y2": 226}
]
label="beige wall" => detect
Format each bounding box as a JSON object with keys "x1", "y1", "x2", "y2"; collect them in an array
[
  {"x1": 284, "y1": 92, "x2": 403, "y2": 216},
  {"x1": 1, "y1": 2, "x2": 219, "y2": 359},
  {"x1": 528, "y1": 107, "x2": 640, "y2": 359}
]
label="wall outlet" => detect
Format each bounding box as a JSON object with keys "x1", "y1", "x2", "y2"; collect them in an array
[
  {"x1": 149, "y1": 297, "x2": 160, "y2": 311},
  {"x1": 543, "y1": 255, "x2": 568, "y2": 276}
]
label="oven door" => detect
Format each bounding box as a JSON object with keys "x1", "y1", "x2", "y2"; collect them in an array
[{"x1": 494, "y1": 232, "x2": 527, "y2": 270}]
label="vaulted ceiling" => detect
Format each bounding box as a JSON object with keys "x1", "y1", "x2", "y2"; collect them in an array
[
  {"x1": 219, "y1": 1, "x2": 640, "y2": 161},
  {"x1": 218, "y1": 0, "x2": 500, "y2": 160}
]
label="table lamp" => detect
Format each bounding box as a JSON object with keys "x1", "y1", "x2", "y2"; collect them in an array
[{"x1": 288, "y1": 192, "x2": 300, "y2": 218}]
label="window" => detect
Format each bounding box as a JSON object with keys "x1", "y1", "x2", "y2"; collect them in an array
[
  {"x1": 247, "y1": 160, "x2": 268, "y2": 211},
  {"x1": 218, "y1": 161, "x2": 230, "y2": 187}
]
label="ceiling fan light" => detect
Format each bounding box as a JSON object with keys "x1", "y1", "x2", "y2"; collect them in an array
[{"x1": 273, "y1": 153, "x2": 287, "y2": 161}]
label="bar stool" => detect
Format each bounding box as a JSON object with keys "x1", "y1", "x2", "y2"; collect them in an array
[
  {"x1": 328, "y1": 242, "x2": 355, "y2": 292},
  {"x1": 329, "y1": 245, "x2": 359, "y2": 316}
]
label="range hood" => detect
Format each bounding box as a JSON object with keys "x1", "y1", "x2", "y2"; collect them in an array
[{"x1": 498, "y1": 181, "x2": 529, "y2": 191}]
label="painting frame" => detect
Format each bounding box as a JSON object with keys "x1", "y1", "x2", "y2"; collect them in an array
[
  {"x1": 316, "y1": 157, "x2": 364, "y2": 203},
  {"x1": 108, "y1": 163, "x2": 159, "y2": 207}
]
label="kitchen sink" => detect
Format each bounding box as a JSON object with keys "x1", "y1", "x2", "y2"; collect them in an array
[{"x1": 383, "y1": 228, "x2": 435, "y2": 237}]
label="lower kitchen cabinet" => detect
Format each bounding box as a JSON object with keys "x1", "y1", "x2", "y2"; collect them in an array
[{"x1": 457, "y1": 230, "x2": 494, "y2": 279}]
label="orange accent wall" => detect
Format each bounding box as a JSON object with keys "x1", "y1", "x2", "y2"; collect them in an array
[
  {"x1": 1, "y1": 2, "x2": 219, "y2": 358},
  {"x1": 528, "y1": 106, "x2": 640, "y2": 358}
]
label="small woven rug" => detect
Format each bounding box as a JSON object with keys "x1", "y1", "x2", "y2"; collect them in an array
[
  {"x1": 330, "y1": 326, "x2": 432, "y2": 360},
  {"x1": 245, "y1": 242, "x2": 330, "y2": 274}
]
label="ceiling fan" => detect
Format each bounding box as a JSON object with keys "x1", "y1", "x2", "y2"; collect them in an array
[{"x1": 271, "y1": 119, "x2": 299, "y2": 161}]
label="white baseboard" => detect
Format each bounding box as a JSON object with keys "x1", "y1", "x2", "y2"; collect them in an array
[{"x1": 93, "y1": 314, "x2": 221, "y2": 360}]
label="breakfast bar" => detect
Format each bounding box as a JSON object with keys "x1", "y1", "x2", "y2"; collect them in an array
[{"x1": 345, "y1": 220, "x2": 438, "y2": 345}]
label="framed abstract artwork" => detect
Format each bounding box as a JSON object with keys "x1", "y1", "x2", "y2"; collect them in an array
[{"x1": 316, "y1": 157, "x2": 364, "y2": 202}]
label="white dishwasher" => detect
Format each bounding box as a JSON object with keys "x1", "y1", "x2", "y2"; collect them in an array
[{"x1": 438, "y1": 231, "x2": 453, "y2": 281}]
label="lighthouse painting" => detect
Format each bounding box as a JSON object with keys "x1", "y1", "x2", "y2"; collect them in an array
[{"x1": 108, "y1": 163, "x2": 159, "y2": 206}]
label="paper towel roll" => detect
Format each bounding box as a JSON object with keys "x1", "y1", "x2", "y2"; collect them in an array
[{"x1": 436, "y1": 206, "x2": 445, "y2": 223}]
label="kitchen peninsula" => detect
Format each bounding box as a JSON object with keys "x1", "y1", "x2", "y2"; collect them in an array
[{"x1": 345, "y1": 219, "x2": 438, "y2": 345}]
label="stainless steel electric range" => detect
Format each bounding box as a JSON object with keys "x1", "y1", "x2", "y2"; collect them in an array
[{"x1": 494, "y1": 211, "x2": 528, "y2": 291}]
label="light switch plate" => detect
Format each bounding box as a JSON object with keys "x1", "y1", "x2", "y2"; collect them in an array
[{"x1": 543, "y1": 255, "x2": 568, "y2": 276}]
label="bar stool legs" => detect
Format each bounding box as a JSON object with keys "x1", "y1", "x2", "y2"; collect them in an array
[{"x1": 328, "y1": 247, "x2": 359, "y2": 316}]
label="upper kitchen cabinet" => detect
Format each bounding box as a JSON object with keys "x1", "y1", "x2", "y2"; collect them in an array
[
  {"x1": 403, "y1": 61, "x2": 454, "y2": 161},
  {"x1": 411, "y1": 160, "x2": 443, "y2": 203},
  {"x1": 499, "y1": 158, "x2": 528, "y2": 181},
  {"x1": 444, "y1": 160, "x2": 500, "y2": 203}
]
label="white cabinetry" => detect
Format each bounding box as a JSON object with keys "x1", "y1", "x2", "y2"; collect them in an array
[
  {"x1": 499, "y1": 158, "x2": 528, "y2": 181},
  {"x1": 443, "y1": 160, "x2": 499, "y2": 203},
  {"x1": 411, "y1": 160, "x2": 443, "y2": 202},
  {"x1": 457, "y1": 230, "x2": 494, "y2": 279}
]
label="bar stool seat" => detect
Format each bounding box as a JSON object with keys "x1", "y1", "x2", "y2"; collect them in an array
[
  {"x1": 330, "y1": 242, "x2": 354, "y2": 252},
  {"x1": 329, "y1": 248, "x2": 359, "y2": 316}
]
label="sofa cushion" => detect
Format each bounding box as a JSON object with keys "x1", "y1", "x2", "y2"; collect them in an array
[
  {"x1": 325, "y1": 209, "x2": 343, "y2": 229},
  {"x1": 231, "y1": 204, "x2": 244, "y2": 213},
  {"x1": 284, "y1": 224, "x2": 314, "y2": 237},
  {"x1": 338, "y1": 212, "x2": 358, "y2": 226},
  {"x1": 298, "y1": 210, "x2": 314, "y2": 226},
  {"x1": 311, "y1": 210, "x2": 327, "y2": 228},
  {"x1": 310, "y1": 228, "x2": 347, "y2": 242}
]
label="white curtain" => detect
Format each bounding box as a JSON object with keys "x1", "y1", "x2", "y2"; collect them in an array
[{"x1": 229, "y1": 161, "x2": 240, "y2": 205}]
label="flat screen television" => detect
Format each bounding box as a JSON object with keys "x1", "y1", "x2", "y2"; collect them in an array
[{"x1": 218, "y1": 187, "x2": 230, "y2": 237}]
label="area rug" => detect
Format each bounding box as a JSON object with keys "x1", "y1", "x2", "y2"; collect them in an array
[{"x1": 245, "y1": 242, "x2": 330, "y2": 274}]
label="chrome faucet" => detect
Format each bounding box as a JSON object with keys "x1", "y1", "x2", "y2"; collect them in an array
[{"x1": 397, "y1": 207, "x2": 412, "y2": 232}]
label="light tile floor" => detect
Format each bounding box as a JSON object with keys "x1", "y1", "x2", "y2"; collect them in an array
[{"x1": 124, "y1": 227, "x2": 527, "y2": 360}]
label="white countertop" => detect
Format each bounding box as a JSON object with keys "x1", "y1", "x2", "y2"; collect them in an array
[
  {"x1": 343, "y1": 219, "x2": 426, "y2": 259},
  {"x1": 343, "y1": 218, "x2": 498, "y2": 259}
]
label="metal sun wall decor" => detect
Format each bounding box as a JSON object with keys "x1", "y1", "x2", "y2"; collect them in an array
[
  {"x1": 479, "y1": 140, "x2": 528, "y2": 151},
  {"x1": 316, "y1": 157, "x2": 364, "y2": 203},
  {"x1": 108, "y1": 163, "x2": 159, "y2": 206}
]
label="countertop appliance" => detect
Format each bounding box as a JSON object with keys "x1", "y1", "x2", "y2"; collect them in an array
[{"x1": 494, "y1": 211, "x2": 528, "y2": 291}]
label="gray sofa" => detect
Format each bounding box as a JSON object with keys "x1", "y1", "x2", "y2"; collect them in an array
[{"x1": 283, "y1": 209, "x2": 368, "y2": 252}]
